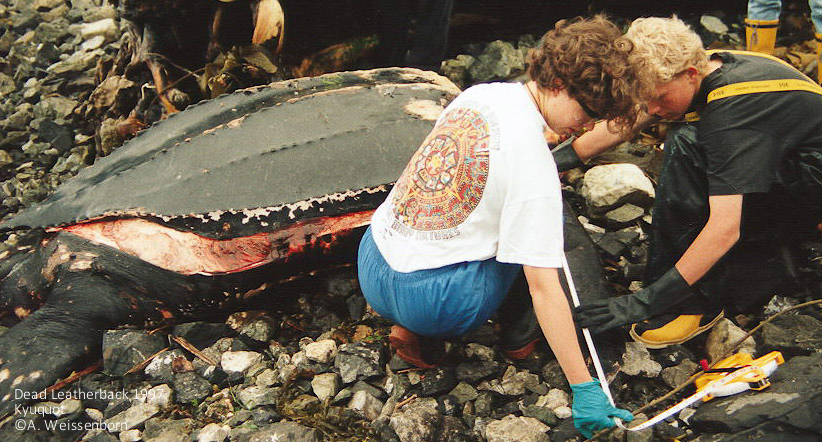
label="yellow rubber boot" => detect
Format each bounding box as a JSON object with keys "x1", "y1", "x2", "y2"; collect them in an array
[
  {"x1": 817, "y1": 33, "x2": 822, "y2": 85},
  {"x1": 745, "y1": 18, "x2": 779, "y2": 54}
]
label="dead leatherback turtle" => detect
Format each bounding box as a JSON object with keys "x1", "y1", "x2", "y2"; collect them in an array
[{"x1": 0, "y1": 68, "x2": 460, "y2": 416}]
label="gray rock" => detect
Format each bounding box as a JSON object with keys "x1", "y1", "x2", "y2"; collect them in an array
[
  {"x1": 311, "y1": 372, "x2": 340, "y2": 401},
  {"x1": 449, "y1": 382, "x2": 479, "y2": 404},
  {"x1": 580, "y1": 164, "x2": 655, "y2": 216},
  {"x1": 468, "y1": 40, "x2": 525, "y2": 83},
  {"x1": 455, "y1": 361, "x2": 501, "y2": 383},
  {"x1": 34, "y1": 95, "x2": 78, "y2": 120},
  {"x1": 348, "y1": 389, "x2": 384, "y2": 421},
  {"x1": 119, "y1": 429, "x2": 142, "y2": 442},
  {"x1": 478, "y1": 365, "x2": 539, "y2": 396},
  {"x1": 244, "y1": 421, "x2": 322, "y2": 442},
  {"x1": 196, "y1": 422, "x2": 230, "y2": 442},
  {"x1": 621, "y1": 342, "x2": 663, "y2": 377},
  {"x1": 464, "y1": 343, "x2": 496, "y2": 361},
  {"x1": 236, "y1": 385, "x2": 278, "y2": 409},
  {"x1": 535, "y1": 388, "x2": 570, "y2": 410},
  {"x1": 701, "y1": 15, "x2": 729, "y2": 34},
  {"x1": 102, "y1": 329, "x2": 166, "y2": 377},
  {"x1": 484, "y1": 415, "x2": 550, "y2": 442},
  {"x1": 705, "y1": 319, "x2": 756, "y2": 364},
  {"x1": 521, "y1": 404, "x2": 559, "y2": 427},
  {"x1": 172, "y1": 372, "x2": 212, "y2": 404},
  {"x1": 283, "y1": 394, "x2": 321, "y2": 416},
  {"x1": 334, "y1": 342, "x2": 385, "y2": 384},
  {"x1": 605, "y1": 203, "x2": 645, "y2": 224},
  {"x1": 420, "y1": 367, "x2": 457, "y2": 397},
  {"x1": 46, "y1": 48, "x2": 102, "y2": 74},
  {"x1": 220, "y1": 350, "x2": 263, "y2": 375},
  {"x1": 104, "y1": 403, "x2": 159, "y2": 432},
  {"x1": 440, "y1": 54, "x2": 475, "y2": 88},
  {"x1": 661, "y1": 359, "x2": 699, "y2": 389},
  {"x1": 142, "y1": 417, "x2": 196, "y2": 442},
  {"x1": 75, "y1": 18, "x2": 118, "y2": 43},
  {"x1": 137, "y1": 385, "x2": 170, "y2": 411},
  {"x1": 390, "y1": 397, "x2": 441, "y2": 442},
  {"x1": 759, "y1": 314, "x2": 822, "y2": 358},
  {"x1": 304, "y1": 338, "x2": 337, "y2": 363},
  {"x1": 237, "y1": 317, "x2": 277, "y2": 344},
  {"x1": 0, "y1": 73, "x2": 17, "y2": 96},
  {"x1": 172, "y1": 322, "x2": 235, "y2": 350},
  {"x1": 144, "y1": 349, "x2": 186, "y2": 383}
]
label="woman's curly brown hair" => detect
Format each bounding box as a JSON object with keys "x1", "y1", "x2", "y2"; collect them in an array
[{"x1": 528, "y1": 15, "x2": 650, "y2": 132}]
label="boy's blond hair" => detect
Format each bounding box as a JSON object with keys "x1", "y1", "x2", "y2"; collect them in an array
[{"x1": 626, "y1": 16, "x2": 708, "y2": 85}]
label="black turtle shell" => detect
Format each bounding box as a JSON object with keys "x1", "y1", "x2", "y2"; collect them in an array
[{"x1": 2, "y1": 68, "x2": 460, "y2": 239}]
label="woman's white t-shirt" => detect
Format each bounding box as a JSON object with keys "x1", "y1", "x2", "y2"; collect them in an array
[{"x1": 370, "y1": 82, "x2": 564, "y2": 273}]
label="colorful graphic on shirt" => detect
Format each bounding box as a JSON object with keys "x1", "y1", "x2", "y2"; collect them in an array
[{"x1": 392, "y1": 107, "x2": 490, "y2": 234}]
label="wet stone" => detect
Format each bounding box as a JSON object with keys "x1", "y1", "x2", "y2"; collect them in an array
[
  {"x1": 311, "y1": 372, "x2": 340, "y2": 401},
  {"x1": 437, "y1": 394, "x2": 460, "y2": 417},
  {"x1": 145, "y1": 349, "x2": 187, "y2": 383},
  {"x1": 172, "y1": 372, "x2": 212, "y2": 405},
  {"x1": 304, "y1": 338, "x2": 337, "y2": 364},
  {"x1": 334, "y1": 342, "x2": 385, "y2": 384},
  {"x1": 104, "y1": 403, "x2": 159, "y2": 432},
  {"x1": 390, "y1": 397, "x2": 441, "y2": 442},
  {"x1": 347, "y1": 389, "x2": 383, "y2": 421},
  {"x1": 521, "y1": 404, "x2": 559, "y2": 427},
  {"x1": 243, "y1": 421, "x2": 322, "y2": 442},
  {"x1": 420, "y1": 367, "x2": 457, "y2": 397},
  {"x1": 195, "y1": 422, "x2": 230, "y2": 442},
  {"x1": 220, "y1": 350, "x2": 263, "y2": 375},
  {"x1": 474, "y1": 391, "x2": 498, "y2": 417},
  {"x1": 759, "y1": 314, "x2": 822, "y2": 358},
  {"x1": 224, "y1": 409, "x2": 252, "y2": 427},
  {"x1": 237, "y1": 385, "x2": 278, "y2": 409},
  {"x1": 119, "y1": 428, "x2": 142, "y2": 442},
  {"x1": 455, "y1": 361, "x2": 501, "y2": 383},
  {"x1": 661, "y1": 360, "x2": 700, "y2": 389},
  {"x1": 485, "y1": 415, "x2": 550, "y2": 442},
  {"x1": 142, "y1": 417, "x2": 196, "y2": 441},
  {"x1": 102, "y1": 329, "x2": 166, "y2": 377},
  {"x1": 351, "y1": 380, "x2": 388, "y2": 401},
  {"x1": 449, "y1": 382, "x2": 479, "y2": 404},
  {"x1": 328, "y1": 389, "x2": 352, "y2": 410},
  {"x1": 284, "y1": 393, "x2": 321, "y2": 416},
  {"x1": 251, "y1": 406, "x2": 282, "y2": 426},
  {"x1": 621, "y1": 342, "x2": 663, "y2": 378},
  {"x1": 146, "y1": 384, "x2": 173, "y2": 409}
]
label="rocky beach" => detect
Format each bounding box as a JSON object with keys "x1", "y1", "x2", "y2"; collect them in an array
[{"x1": 0, "y1": 1, "x2": 821, "y2": 441}]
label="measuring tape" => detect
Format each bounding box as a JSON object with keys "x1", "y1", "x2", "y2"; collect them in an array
[{"x1": 562, "y1": 254, "x2": 785, "y2": 434}]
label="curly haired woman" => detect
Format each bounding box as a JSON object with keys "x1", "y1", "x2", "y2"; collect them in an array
[{"x1": 358, "y1": 16, "x2": 649, "y2": 437}]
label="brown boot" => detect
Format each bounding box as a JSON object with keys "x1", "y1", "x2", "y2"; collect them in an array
[{"x1": 745, "y1": 18, "x2": 779, "y2": 54}]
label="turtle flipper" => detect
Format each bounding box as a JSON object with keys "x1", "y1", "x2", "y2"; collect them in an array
[{"x1": 0, "y1": 273, "x2": 131, "y2": 418}]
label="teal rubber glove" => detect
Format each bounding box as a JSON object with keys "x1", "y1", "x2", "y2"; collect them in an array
[{"x1": 570, "y1": 380, "x2": 634, "y2": 438}]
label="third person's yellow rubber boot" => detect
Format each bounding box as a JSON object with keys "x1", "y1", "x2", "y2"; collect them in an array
[
  {"x1": 745, "y1": 18, "x2": 779, "y2": 54},
  {"x1": 816, "y1": 33, "x2": 822, "y2": 85}
]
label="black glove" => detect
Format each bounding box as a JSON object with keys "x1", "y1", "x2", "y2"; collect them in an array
[
  {"x1": 573, "y1": 267, "x2": 696, "y2": 334},
  {"x1": 551, "y1": 136, "x2": 584, "y2": 172}
]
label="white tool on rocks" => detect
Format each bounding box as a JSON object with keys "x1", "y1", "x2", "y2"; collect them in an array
[{"x1": 561, "y1": 254, "x2": 784, "y2": 434}]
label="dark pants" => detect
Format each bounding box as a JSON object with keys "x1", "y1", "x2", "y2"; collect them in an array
[
  {"x1": 646, "y1": 124, "x2": 807, "y2": 313},
  {"x1": 374, "y1": 0, "x2": 454, "y2": 71}
]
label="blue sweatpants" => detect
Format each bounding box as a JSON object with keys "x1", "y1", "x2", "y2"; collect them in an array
[{"x1": 357, "y1": 226, "x2": 521, "y2": 338}]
